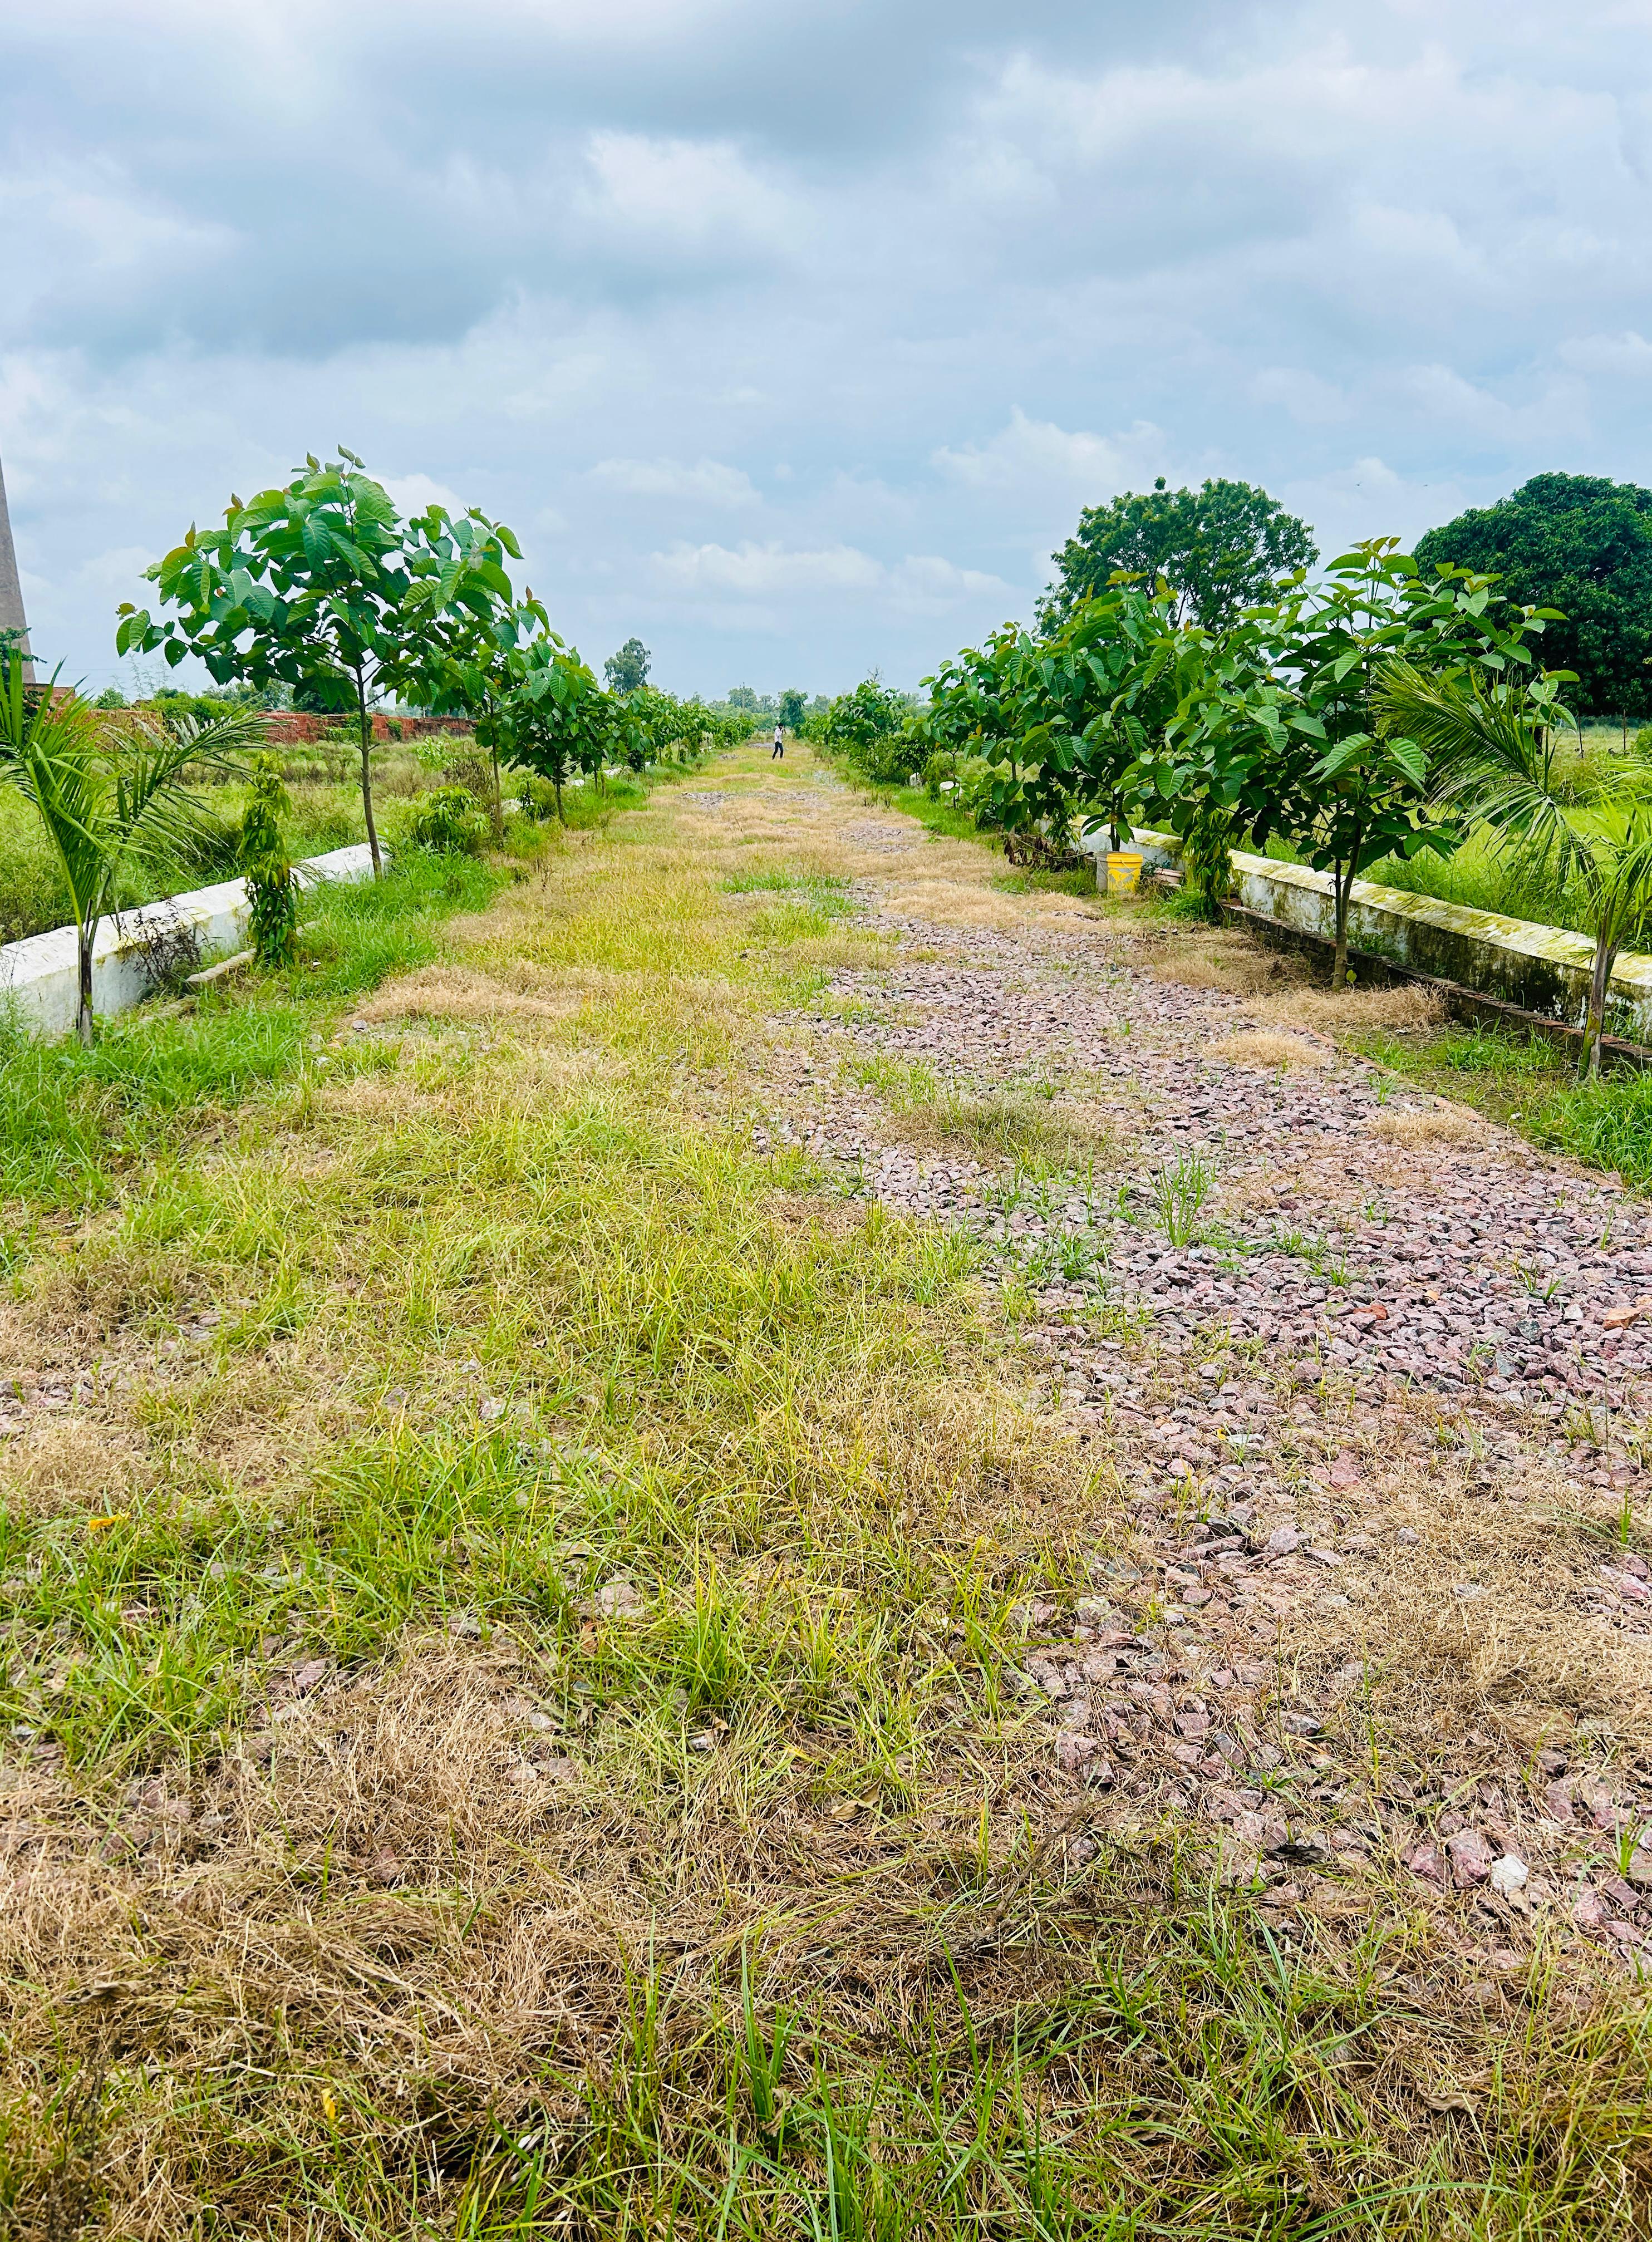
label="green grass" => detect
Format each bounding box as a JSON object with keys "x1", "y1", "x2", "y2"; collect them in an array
[
  {"x1": 1345, "y1": 1012, "x2": 1652, "y2": 1186},
  {"x1": 0, "y1": 850, "x2": 503, "y2": 1215}
]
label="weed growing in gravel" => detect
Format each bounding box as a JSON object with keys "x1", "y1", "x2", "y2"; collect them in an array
[
  {"x1": 845, "y1": 1054, "x2": 1115, "y2": 1173},
  {"x1": 1150, "y1": 1148, "x2": 1215, "y2": 1245}
]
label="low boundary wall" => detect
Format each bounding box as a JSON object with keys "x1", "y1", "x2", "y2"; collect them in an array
[
  {"x1": 0, "y1": 845, "x2": 376, "y2": 1040},
  {"x1": 1087, "y1": 828, "x2": 1652, "y2": 1049}
]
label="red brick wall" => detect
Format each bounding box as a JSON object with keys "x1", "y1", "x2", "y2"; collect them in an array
[{"x1": 259, "y1": 711, "x2": 475, "y2": 745}]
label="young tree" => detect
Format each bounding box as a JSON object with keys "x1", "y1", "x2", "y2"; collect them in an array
[
  {"x1": 500, "y1": 638, "x2": 601, "y2": 822},
  {"x1": 1164, "y1": 544, "x2": 1551, "y2": 984},
  {"x1": 778, "y1": 687, "x2": 807, "y2": 729},
  {"x1": 815, "y1": 677, "x2": 914, "y2": 784},
  {"x1": 431, "y1": 589, "x2": 550, "y2": 842},
  {"x1": 1042, "y1": 477, "x2": 1316, "y2": 632},
  {"x1": 0, "y1": 652, "x2": 267, "y2": 1044},
  {"x1": 117, "y1": 453, "x2": 522, "y2": 877},
  {"x1": 603, "y1": 637, "x2": 651, "y2": 695}
]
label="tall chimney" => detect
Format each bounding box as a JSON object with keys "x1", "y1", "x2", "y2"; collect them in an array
[{"x1": 0, "y1": 450, "x2": 35, "y2": 684}]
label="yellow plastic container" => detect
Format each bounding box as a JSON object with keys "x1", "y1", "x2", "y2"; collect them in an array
[{"x1": 1105, "y1": 850, "x2": 1144, "y2": 896}]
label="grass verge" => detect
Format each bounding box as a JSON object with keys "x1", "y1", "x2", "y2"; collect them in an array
[
  {"x1": 0, "y1": 850, "x2": 507, "y2": 1220},
  {"x1": 1343, "y1": 1014, "x2": 1652, "y2": 1188}
]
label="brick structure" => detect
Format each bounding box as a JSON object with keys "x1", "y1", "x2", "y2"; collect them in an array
[{"x1": 259, "y1": 711, "x2": 475, "y2": 746}]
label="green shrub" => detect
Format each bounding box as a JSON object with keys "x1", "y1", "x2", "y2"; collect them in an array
[
  {"x1": 409, "y1": 784, "x2": 485, "y2": 855},
  {"x1": 814, "y1": 678, "x2": 917, "y2": 785},
  {"x1": 239, "y1": 754, "x2": 298, "y2": 967},
  {"x1": 1635, "y1": 725, "x2": 1652, "y2": 758}
]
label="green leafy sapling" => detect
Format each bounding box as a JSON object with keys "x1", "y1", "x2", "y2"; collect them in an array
[{"x1": 239, "y1": 752, "x2": 298, "y2": 967}]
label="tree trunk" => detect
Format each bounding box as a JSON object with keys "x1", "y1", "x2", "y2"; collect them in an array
[
  {"x1": 76, "y1": 919, "x2": 95, "y2": 1049},
  {"x1": 356, "y1": 673, "x2": 382, "y2": 878},
  {"x1": 1580, "y1": 931, "x2": 1616, "y2": 1079},
  {"x1": 488, "y1": 738, "x2": 504, "y2": 845},
  {"x1": 1333, "y1": 861, "x2": 1353, "y2": 989},
  {"x1": 553, "y1": 771, "x2": 565, "y2": 825}
]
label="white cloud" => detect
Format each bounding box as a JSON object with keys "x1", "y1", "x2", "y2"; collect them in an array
[
  {"x1": 647, "y1": 540, "x2": 1012, "y2": 611},
  {"x1": 381, "y1": 471, "x2": 467, "y2": 518},
  {"x1": 589, "y1": 456, "x2": 759, "y2": 505},
  {"x1": 651, "y1": 540, "x2": 883, "y2": 594},
  {"x1": 1558, "y1": 331, "x2": 1652, "y2": 377},
  {"x1": 578, "y1": 131, "x2": 798, "y2": 259},
  {"x1": 7, "y1": 0, "x2": 1652, "y2": 698},
  {"x1": 1250, "y1": 367, "x2": 1350, "y2": 426},
  {"x1": 932, "y1": 409, "x2": 1170, "y2": 499}
]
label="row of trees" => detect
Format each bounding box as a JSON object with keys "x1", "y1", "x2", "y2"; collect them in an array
[
  {"x1": 114, "y1": 452, "x2": 743, "y2": 867},
  {"x1": 0, "y1": 451, "x2": 750, "y2": 1046},
  {"x1": 1042, "y1": 470, "x2": 1652, "y2": 721},
  {"x1": 814, "y1": 530, "x2": 1652, "y2": 1075}
]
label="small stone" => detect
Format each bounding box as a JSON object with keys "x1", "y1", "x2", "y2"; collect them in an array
[
  {"x1": 1573, "y1": 1886, "x2": 1609, "y2": 1932},
  {"x1": 479, "y1": 1396, "x2": 507, "y2": 1422},
  {"x1": 292, "y1": 1658, "x2": 329, "y2": 1693},
  {"x1": 1489, "y1": 1853, "x2": 1528, "y2": 1895},
  {"x1": 1446, "y1": 1828, "x2": 1494, "y2": 1886},
  {"x1": 1625, "y1": 1848, "x2": 1652, "y2": 1889},
  {"x1": 1264, "y1": 1526, "x2": 1300, "y2": 1557}
]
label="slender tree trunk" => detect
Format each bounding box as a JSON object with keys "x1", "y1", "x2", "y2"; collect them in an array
[
  {"x1": 356, "y1": 671, "x2": 382, "y2": 878},
  {"x1": 76, "y1": 918, "x2": 95, "y2": 1049},
  {"x1": 554, "y1": 768, "x2": 565, "y2": 825},
  {"x1": 1333, "y1": 859, "x2": 1352, "y2": 990},
  {"x1": 1580, "y1": 931, "x2": 1616, "y2": 1079},
  {"x1": 488, "y1": 736, "x2": 504, "y2": 844}
]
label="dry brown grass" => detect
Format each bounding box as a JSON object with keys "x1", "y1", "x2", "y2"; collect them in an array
[
  {"x1": 1255, "y1": 981, "x2": 1446, "y2": 1035},
  {"x1": 352, "y1": 963, "x2": 583, "y2": 1027},
  {"x1": 1211, "y1": 1029, "x2": 1331, "y2": 1069},
  {"x1": 1369, "y1": 1104, "x2": 1484, "y2": 1146},
  {"x1": 1142, "y1": 926, "x2": 1306, "y2": 997}
]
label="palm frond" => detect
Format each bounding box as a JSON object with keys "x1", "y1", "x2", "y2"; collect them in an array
[
  {"x1": 1375, "y1": 656, "x2": 1599, "y2": 896},
  {"x1": 0, "y1": 668, "x2": 114, "y2": 923},
  {"x1": 107, "y1": 704, "x2": 267, "y2": 878}
]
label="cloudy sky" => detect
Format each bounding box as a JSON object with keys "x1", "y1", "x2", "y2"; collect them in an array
[{"x1": 4, "y1": 0, "x2": 1650, "y2": 699}]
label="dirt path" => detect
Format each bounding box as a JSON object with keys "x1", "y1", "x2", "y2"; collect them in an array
[{"x1": 705, "y1": 757, "x2": 1652, "y2": 1969}]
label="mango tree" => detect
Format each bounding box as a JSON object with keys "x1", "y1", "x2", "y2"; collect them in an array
[{"x1": 118, "y1": 453, "x2": 523, "y2": 876}]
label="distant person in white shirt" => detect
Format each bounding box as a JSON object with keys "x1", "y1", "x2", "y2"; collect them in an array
[{"x1": 771, "y1": 721, "x2": 784, "y2": 759}]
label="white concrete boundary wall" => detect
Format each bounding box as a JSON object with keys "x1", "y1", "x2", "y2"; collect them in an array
[
  {"x1": 0, "y1": 844, "x2": 377, "y2": 1041},
  {"x1": 1086, "y1": 827, "x2": 1652, "y2": 1048}
]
